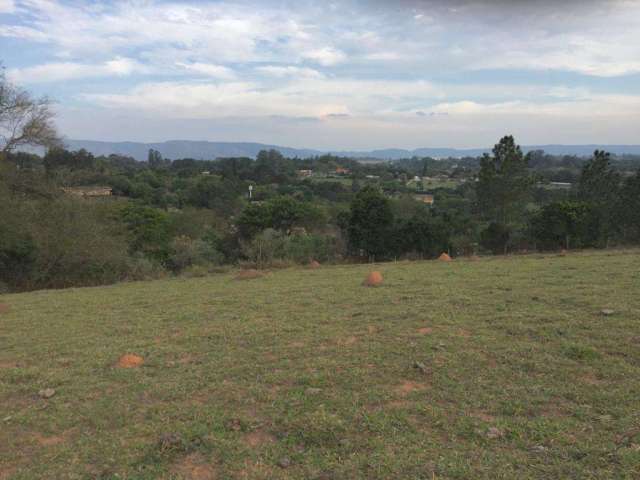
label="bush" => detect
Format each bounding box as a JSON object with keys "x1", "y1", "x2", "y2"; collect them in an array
[{"x1": 167, "y1": 235, "x2": 223, "y2": 272}]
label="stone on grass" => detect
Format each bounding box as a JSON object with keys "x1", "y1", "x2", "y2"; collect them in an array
[
  {"x1": 601, "y1": 309, "x2": 615, "y2": 316},
  {"x1": 413, "y1": 361, "x2": 428, "y2": 374},
  {"x1": 305, "y1": 387, "x2": 322, "y2": 395},
  {"x1": 486, "y1": 427, "x2": 504, "y2": 439},
  {"x1": 38, "y1": 388, "x2": 56, "y2": 399},
  {"x1": 362, "y1": 271, "x2": 383, "y2": 287},
  {"x1": 277, "y1": 457, "x2": 291, "y2": 468}
]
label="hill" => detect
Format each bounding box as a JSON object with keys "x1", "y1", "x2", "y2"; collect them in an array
[
  {"x1": 64, "y1": 139, "x2": 640, "y2": 161},
  {"x1": 1, "y1": 250, "x2": 640, "y2": 478}
]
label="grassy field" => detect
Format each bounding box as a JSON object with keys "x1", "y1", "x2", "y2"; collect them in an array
[{"x1": 1, "y1": 250, "x2": 640, "y2": 479}]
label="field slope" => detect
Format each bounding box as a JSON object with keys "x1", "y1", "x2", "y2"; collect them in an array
[{"x1": 1, "y1": 251, "x2": 640, "y2": 479}]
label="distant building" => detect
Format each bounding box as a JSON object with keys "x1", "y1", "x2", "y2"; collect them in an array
[
  {"x1": 335, "y1": 167, "x2": 351, "y2": 175},
  {"x1": 414, "y1": 193, "x2": 434, "y2": 205},
  {"x1": 62, "y1": 186, "x2": 113, "y2": 198},
  {"x1": 297, "y1": 169, "x2": 313, "y2": 177}
]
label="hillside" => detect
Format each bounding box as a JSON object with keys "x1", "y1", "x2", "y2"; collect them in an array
[
  {"x1": 64, "y1": 139, "x2": 640, "y2": 161},
  {"x1": 1, "y1": 250, "x2": 640, "y2": 479}
]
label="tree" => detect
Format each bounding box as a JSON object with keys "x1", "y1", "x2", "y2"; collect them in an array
[
  {"x1": 1, "y1": 66, "x2": 59, "y2": 155},
  {"x1": 577, "y1": 150, "x2": 620, "y2": 246},
  {"x1": 617, "y1": 168, "x2": 640, "y2": 243},
  {"x1": 346, "y1": 186, "x2": 393, "y2": 261},
  {"x1": 476, "y1": 135, "x2": 533, "y2": 224},
  {"x1": 531, "y1": 201, "x2": 592, "y2": 250}
]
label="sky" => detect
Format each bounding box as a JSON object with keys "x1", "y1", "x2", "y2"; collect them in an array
[{"x1": 1, "y1": 0, "x2": 640, "y2": 149}]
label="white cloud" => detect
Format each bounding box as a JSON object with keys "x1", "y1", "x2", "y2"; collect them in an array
[
  {"x1": 7, "y1": 57, "x2": 146, "y2": 83},
  {"x1": 0, "y1": 0, "x2": 15, "y2": 13},
  {"x1": 302, "y1": 47, "x2": 347, "y2": 66},
  {"x1": 255, "y1": 65, "x2": 324, "y2": 79},
  {"x1": 176, "y1": 62, "x2": 236, "y2": 80}
]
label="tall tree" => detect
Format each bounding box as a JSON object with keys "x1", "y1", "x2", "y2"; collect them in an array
[
  {"x1": 0, "y1": 66, "x2": 59, "y2": 155},
  {"x1": 346, "y1": 186, "x2": 393, "y2": 261},
  {"x1": 577, "y1": 150, "x2": 620, "y2": 246},
  {"x1": 476, "y1": 135, "x2": 533, "y2": 224}
]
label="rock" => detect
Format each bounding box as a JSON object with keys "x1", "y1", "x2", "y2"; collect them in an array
[
  {"x1": 531, "y1": 445, "x2": 548, "y2": 453},
  {"x1": 305, "y1": 387, "x2": 322, "y2": 395},
  {"x1": 601, "y1": 309, "x2": 615, "y2": 316},
  {"x1": 38, "y1": 388, "x2": 56, "y2": 399},
  {"x1": 277, "y1": 456, "x2": 291, "y2": 468},
  {"x1": 413, "y1": 361, "x2": 428, "y2": 374},
  {"x1": 362, "y1": 271, "x2": 383, "y2": 287},
  {"x1": 486, "y1": 427, "x2": 504, "y2": 439}
]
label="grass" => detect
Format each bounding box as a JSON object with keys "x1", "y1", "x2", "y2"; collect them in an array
[{"x1": 1, "y1": 250, "x2": 640, "y2": 479}]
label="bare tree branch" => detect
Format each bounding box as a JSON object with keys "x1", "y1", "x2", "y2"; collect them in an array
[{"x1": 0, "y1": 65, "x2": 60, "y2": 155}]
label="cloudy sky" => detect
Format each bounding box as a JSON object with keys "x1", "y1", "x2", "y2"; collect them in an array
[{"x1": 1, "y1": 0, "x2": 639, "y2": 149}]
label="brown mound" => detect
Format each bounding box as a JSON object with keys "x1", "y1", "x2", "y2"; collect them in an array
[
  {"x1": 0, "y1": 303, "x2": 9, "y2": 314},
  {"x1": 308, "y1": 260, "x2": 321, "y2": 269},
  {"x1": 363, "y1": 271, "x2": 383, "y2": 287},
  {"x1": 235, "y1": 269, "x2": 264, "y2": 280},
  {"x1": 438, "y1": 252, "x2": 452, "y2": 262},
  {"x1": 116, "y1": 354, "x2": 144, "y2": 368}
]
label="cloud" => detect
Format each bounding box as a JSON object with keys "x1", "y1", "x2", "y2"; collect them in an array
[
  {"x1": 0, "y1": 0, "x2": 15, "y2": 13},
  {"x1": 302, "y1": 47, "x2": 347, "y2": 66},
  {"x1": 176, "y1": 62, "x2": 236, "y2": 80},
  {"x1": 7, "y1": 57, "x2": 146, "y2": 83},
  {"x1": 255, "y1": 65, "x2": 325, "y2": 79}
]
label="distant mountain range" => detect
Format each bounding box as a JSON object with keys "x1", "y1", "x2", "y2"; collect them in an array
[{"x1": 64, "y1": 139, "x2": 640, "y2": 161}]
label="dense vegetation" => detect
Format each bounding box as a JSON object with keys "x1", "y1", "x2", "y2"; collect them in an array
[
  {"x1": 2, "y1": 136, "x2": 640, "y2": 292},
  {"x1": 1, "y1": 68, "x2": 639, "y2": 292}
]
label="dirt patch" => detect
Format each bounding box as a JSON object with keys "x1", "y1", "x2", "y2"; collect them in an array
[
  {"x1": 0, "y1": 304, "x2": 10, "y2": 315},
  {"x1": 0, "y1": 361, "x2": 19, "y2": 369},
  {"x1": 457, "y1": 329, "x2": 472, "y2": 337},
  {"x1": 235, "y1": 269, "x2": 264, "y2": 280},
  {"x1": 470, "y1": 411, "x2": 496, "y2": 422},
  {"x1": 339, "y1": 335, "x2": 358, "y2": 346},
  {"x1": 438, "y1": 252, "x2": 452, "y2": 262},
  {"x1": 172, "y1": 453, "x2": 217, "y2": 480},
  {"x1": 580, "y1": 371, "x2": 605, "y2": 385},
  {"x1": 363, "y1": 271, "x2": 383, "y2": 287},
  {"x1": 238, "y1": 460, "x2": 275, "y2": 479},
  {"x1": 116, "y1": 354, "x2": 144, "y2": 368},
  {"x1": 395, "y1": 381, "x2": 428, "y2": 396},
  {"x1": 417, "y1": 327, "x2": 433, "y2": 335},
  {"x1": 288, "y1": 341, "x2": 306, "y2": 348},
  {"x1": 32, "y1": 432, "x2": 67, "y2": 447},
  {"x1": 367, "y1": 325, "x2": 379, "y2": 334},
  {"x1": 244, "y1": 430, "x2": 276, "y2": 449}
]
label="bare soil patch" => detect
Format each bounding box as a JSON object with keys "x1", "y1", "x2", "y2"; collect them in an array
[
  {"x1": 417, "y1": 327, "x2": 433, "y2": 335},
  {"x1": 172, "y1": 453, "x2": 218, "y2": 480},
  {"x1": 235, "y1": 269, "x2": 264, "y2": 280},
  {"x1": 395, "y1": 381, "x2": 428, "y2": 396},
  {"x1": 244, "y1": 430, "x2": 276, "y2": 449}
]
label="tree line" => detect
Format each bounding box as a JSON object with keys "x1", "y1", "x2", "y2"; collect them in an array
[{"x1": 1, "y1": 68, "x2": 640, "y2": 292}]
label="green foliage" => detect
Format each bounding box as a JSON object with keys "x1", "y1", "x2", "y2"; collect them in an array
[
  {"x1": 577, "y1": 150, "x2": 622, "y2": 246},
  {"x1": 480, "y1": 222, "x2": 512, "y2": 254},
  {"x1": 120, "y1": 203, "x2": 172, "y2": 263},
  {"x1": 531, "y1": 201, "x2": 593, "y2": 250},
  {"x1": 477, "y1": 135, "x2": 533, "y2": 223},
  {"x1": 346, "y1": 186, "x2": 393, "y2": 260}
]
